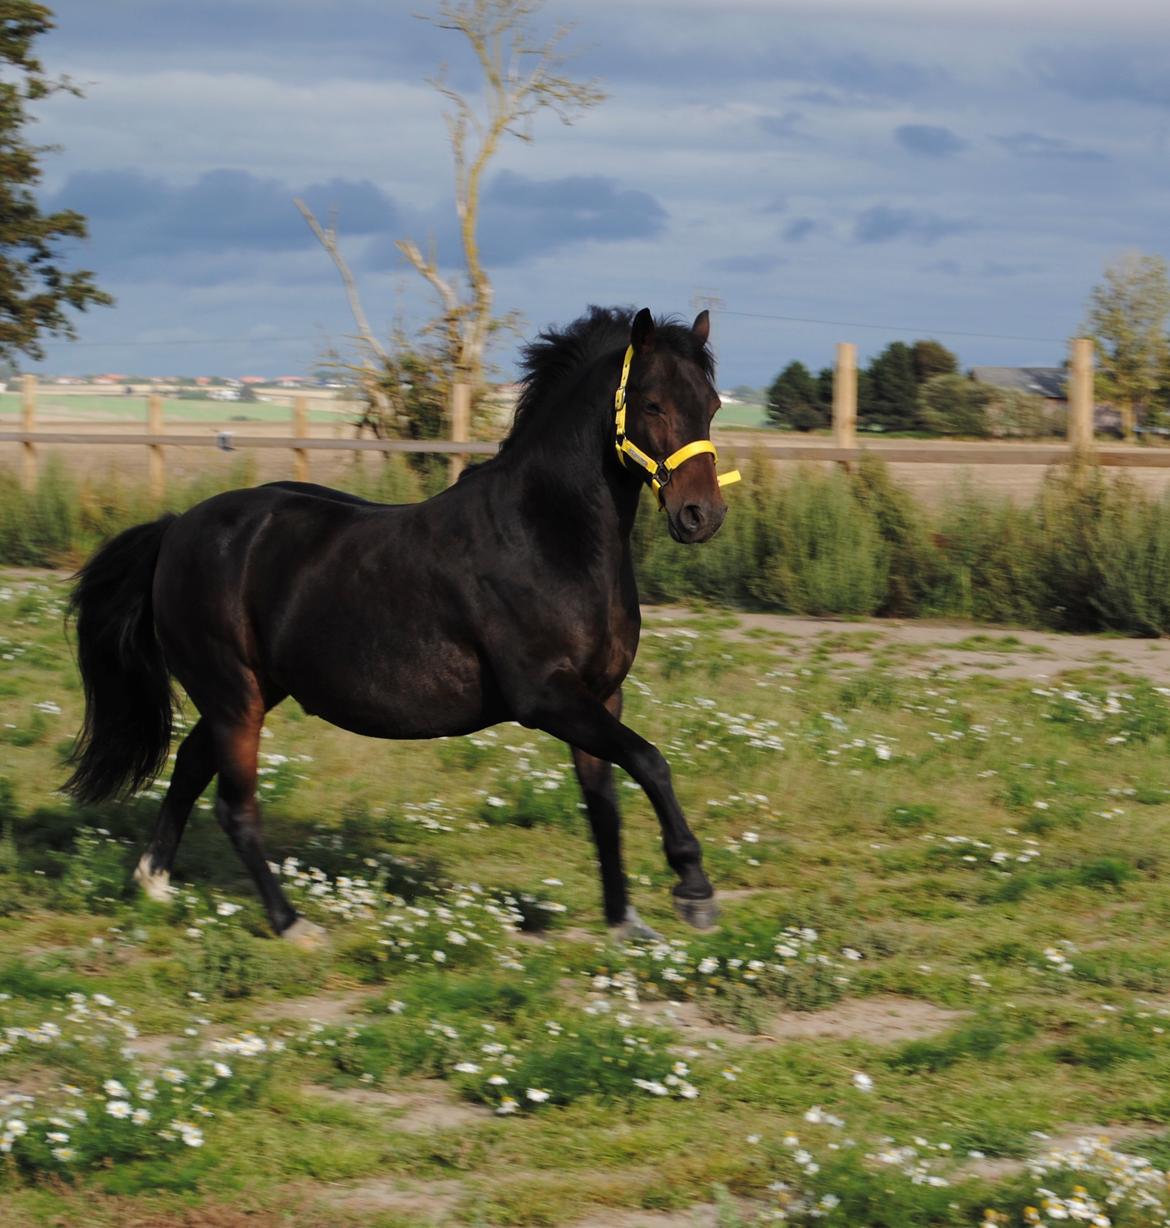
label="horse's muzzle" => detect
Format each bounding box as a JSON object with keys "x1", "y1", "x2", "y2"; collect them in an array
[{"x1": 668, "y1": 501, "x2": 727, "y2": 544}]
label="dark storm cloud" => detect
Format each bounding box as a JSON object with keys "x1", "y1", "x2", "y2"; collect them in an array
[
  {"x1": 782, "y1": 218, "x2": 819, "y2": 243},
  {"x1": 1034, "y1": 44, "x2": 1170, "y2": 108},
  {"x1": 894, "y1": 123, "x2": 966, "y2": 157},
  {"x1": 53, "y1": 163, "x2": 667, "y2": 287},
  {"x1": 48, "y1": 169, "x2": 399, "y2": 265},
  {"x1": 994, "y1": 132, "x2": 1109, "y2": 162},
  {"x1": 757, "y1": 111, "x2": 804, "y2": 139},
  {"x1": 367, "y1": 170, "x2": 668, "y2": 270},
  {"x1": 853, "y1": 205, "x2": 972, "y2": 244}
]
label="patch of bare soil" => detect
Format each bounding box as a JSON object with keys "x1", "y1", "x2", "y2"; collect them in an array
[
  {"x1": 312, "y1": 1176, "x2": 464, "y2": 1222},
  {"x1": 961, "y1": 1123, "x2": 1164, "y2": 1182},
  {"x1": 572, "y1": 1200, "x2": 766, "y2": 1228},
  {"x1": 637, "y1": 995, "x2": 962, "y2": 1049},
  {"x1": 767, "y1": 995, "x2": 964, "y2": 1044},
  {"x1": 303, "y1": 1080, "x2": 492, "y2": 1133},
  {"x1": 648, "y1": 606, "x2": 1170, "y2": 685},
  {"x1": 250, "y1": 988, "x2": 372, "y2": 1025}
]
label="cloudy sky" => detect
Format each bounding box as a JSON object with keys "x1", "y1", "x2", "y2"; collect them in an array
[{"x1": 26, "y1": 0, "x2": 1170, "y2": 384}]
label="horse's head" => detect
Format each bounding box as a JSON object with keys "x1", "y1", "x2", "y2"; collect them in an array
[{"x1": 619, "y1": 308, "x2": 730, "y2": 544}]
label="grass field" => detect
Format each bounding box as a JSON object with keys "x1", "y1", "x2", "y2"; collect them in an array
[{"x1": 5, "y1": 569, "x2": 1170, "y2": 1225}]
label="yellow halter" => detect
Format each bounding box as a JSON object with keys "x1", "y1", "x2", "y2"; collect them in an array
[{"x1": 612, "y1": 344, "x2": 741, "y2": 505}]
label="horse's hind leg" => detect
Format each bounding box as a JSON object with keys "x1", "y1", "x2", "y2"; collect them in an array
[
  {"x1": 134, "y1": 718, "x2": 215, "y2": 902},
  {"x1": 569, "y1": 689, "x2": 660, "y2": 941},
  {"x1": 207, "y1": 691, "x2": 322, "y2": 946}
]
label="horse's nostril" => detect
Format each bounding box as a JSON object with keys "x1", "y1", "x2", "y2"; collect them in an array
[{"x1": 680, "y1": 504, "x2": 704, "y2": 533}]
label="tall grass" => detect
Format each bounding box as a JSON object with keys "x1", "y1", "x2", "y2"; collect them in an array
[
  {"x1": 0, "y1": 454, "x2": 429, "y2": 567},
  {"x1": 636, "y1": 454, "x2": 1170, "y2": 635},
  {"x1": 6, "y1": 452, "x2": 1170, "y2": 634}
]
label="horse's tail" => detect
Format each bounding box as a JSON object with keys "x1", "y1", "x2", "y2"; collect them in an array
[{"x1": 64, "y1": 515, "x2": 178, "y2": 805}]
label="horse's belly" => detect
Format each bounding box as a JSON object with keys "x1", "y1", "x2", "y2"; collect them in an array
[{"x1": 282, "y1": 644, "x2": 498, "y2": 741}]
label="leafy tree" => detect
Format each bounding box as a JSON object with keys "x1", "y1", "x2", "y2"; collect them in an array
[
  {"x1": 1084, "y1": 251, "x2": 1170, "y2": 441},
  {"x1": 766, "y1": 360, "x2": 827, "y2": 431},
  {"x1": 862, "y1": 341, "x2": 918, "y2": 430},
  {"x1": 911, "y1": 338, "x2": 959, "y2": 384},
  {"x1": 0, "y1": 3, "x2": 111, "y2": 361},
  {"x1": 917, "y1": 373, "x2": 991, "y2": 436}
]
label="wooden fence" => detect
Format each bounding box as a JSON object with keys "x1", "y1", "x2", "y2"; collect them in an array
[{"x1": 2, "y1": 337, "x2": 1161, "y2": 495}]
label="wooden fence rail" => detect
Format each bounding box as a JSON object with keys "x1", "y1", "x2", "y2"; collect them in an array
[{"x1": 1, "y1": 338, "x2": 1135, "y2": 494}]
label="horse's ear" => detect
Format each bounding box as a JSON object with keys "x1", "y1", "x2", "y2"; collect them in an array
[
  {"x1": 692, "y1": 309, "x2": 710, "y2": 346},
  {"x1": 631, "y1": 307, "x2": 656, "y2": 354}
]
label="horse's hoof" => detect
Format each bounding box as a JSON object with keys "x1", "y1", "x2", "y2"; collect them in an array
[
  {"x1": 133, "y1": 856, "x2": 175, "y2": 904},
  {"x1": 673, "y1": 894, "x2": 719, "y2": 930},
  {"x1": 281, "y1": 917, "x2": 328, "y2": 950},
  {"x1": 609, "y1": 907, "x2": 663, "y2": 943}
]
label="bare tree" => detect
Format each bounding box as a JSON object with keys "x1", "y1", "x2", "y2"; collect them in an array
[{"x1": 299, "y1": 1, "x2": 604, "y2": 469}]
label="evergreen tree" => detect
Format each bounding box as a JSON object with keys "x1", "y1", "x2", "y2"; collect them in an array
[
  {"x1": 766, "y1": 360, "x2": 827, "y2": 431},
  {"x1": 815, "y1": 365, "x2": 834, "y2": 411},
  {"x1": 863, "y1": 342, "x2": 918, "y2": 430},
  {"x1": 1, "y1": 4, "x2": 112, "y2": 361},
  {"x1": 911, "y1": 338, "x2": 959, "y2": 384}
]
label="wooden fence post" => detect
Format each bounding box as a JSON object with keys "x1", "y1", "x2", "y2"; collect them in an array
[
  {"x1": 1068, "y1": 337, "x2": 1094, "y2": 450},
  {"x1": 147, "y1": 394, "x2": 165, "y2": 500},
  {"x1": 449, "y1": 382, "x2": 471, "y2": 484},
  {"x1": 832, "y1": 342, "x2": 857, "y2": 450},
  {"x1": 292, "y1": 396, "x2": 309, "y2": 481},
  {"x1": 20, "y1": 374, "x2": 37, "y2": 491}
]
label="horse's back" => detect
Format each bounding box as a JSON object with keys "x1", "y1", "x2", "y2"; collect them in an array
[
  {"x1": 262, "y1": 480, "x2": 378, "y2": 506},
  {"x1": 150, "y1": 482, "x2": 496, "y2": 733}
]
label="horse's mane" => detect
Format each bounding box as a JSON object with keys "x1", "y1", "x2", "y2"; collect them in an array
[{"x1": 497, "y1": 305, "x2": 714, "y2": 455}]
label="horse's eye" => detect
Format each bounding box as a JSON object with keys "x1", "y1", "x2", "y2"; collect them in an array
[{"x1": 644, "y1": 401, "x2": 664, "y2": 417}]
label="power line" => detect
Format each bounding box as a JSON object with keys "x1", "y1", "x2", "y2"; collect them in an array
[
  {"x1": 718, "y1": 308, "x2": 1067, "y2": 346},
  {"x1": 48, "y1": 310, "x2": 1071, "y2": 352}
]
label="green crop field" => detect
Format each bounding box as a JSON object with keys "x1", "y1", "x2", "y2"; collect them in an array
[
  {"x1": 4, "y1": 568, "x2": 1170, "y2": 1226},
  {"x1": 0, "y1": 393, "x2": 345, "y2": 425},
  {"x1": 715, "y1": 399, "x2": 769, "y2": 429}
]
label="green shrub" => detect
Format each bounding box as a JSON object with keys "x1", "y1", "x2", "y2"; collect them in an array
[
  {"x1": 917, "y1": 373, "x2": 992, "y2": 437},
  {"x1": 12, "y1": 453, "x2": 1170, "y2": 636},
  {"x1": 762, "y1": 467, "x2": 889, "y2": 615}
]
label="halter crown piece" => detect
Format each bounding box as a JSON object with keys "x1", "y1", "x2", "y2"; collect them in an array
[{"x1": 612, "y1": 344, "x2": 742, "y2": 506}]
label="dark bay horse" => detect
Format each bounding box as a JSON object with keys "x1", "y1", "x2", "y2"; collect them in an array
[{"x1": 65, "y1": 306, "x2": 739, "y2": 944}]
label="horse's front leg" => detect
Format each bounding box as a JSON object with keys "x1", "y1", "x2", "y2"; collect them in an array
[
  {"x1": 569, "y1": 688, "x2": 662, "y2": 940},
  {"x1": 524, "y1": 672, "x2": 717, "y2": 929}
]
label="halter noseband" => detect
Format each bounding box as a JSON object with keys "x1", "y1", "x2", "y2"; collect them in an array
[{"x1": 612, "y1": 344, "x2": 741, "y2": 505}]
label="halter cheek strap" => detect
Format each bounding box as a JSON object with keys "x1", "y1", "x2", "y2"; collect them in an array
[{"x1": 613, "y1": 344, "x2": 741, "y2": 506}]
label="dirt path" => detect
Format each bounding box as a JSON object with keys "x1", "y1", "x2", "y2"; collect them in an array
[{"x1": 647, "y1": 607, "x2": 1170, "y2": 684}]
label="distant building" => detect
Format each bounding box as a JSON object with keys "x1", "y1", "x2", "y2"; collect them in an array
[
  {"x1": 969, "y1": 367, "x2": 1067, "y2": 402},
  {"x1": 970, "y1": 365, "x2": 1119, "y2": 434}
]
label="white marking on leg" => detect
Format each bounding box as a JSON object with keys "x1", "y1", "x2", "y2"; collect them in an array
[
  {"x1": 609, "y1": 906, "x2": 663, "y2": 943},
  {"x1": 281, "y1": 917, "x2": 328, "y2": 949},
  {"x1": 133, "y1": 854, "x2": 174, "y2": 903}
]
